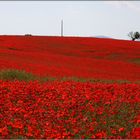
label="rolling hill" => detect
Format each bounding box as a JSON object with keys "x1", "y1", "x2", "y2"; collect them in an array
[{"x1": 0, "y1": 35, "x2": 140, "y2": 82}]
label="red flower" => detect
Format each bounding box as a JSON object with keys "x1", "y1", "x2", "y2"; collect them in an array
[
  {"x1": 95, "y1": 131, "x2": 106, "y2": 138},
  {"x1": 119, "y1": 127, "x2": 125, "y2": 132},
  {"x1": 131, "y1": 128, "x2": 140, "y2": 139}
]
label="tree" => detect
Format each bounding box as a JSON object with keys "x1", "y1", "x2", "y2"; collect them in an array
[{"x1": 128, "y1": 31, "x2": 140, "y2": 41}]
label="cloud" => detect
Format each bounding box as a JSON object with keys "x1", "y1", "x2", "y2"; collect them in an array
[{"x1": 104, "y1": 1, "x2": 140, "y2": 13}]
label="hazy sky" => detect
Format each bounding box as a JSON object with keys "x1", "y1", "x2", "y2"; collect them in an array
[{"x1": 0, "y1": 1, "x2": 140, "y2": 40}]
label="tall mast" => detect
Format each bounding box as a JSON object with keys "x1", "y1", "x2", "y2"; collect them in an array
[{"x1": 61, "y1": 20, "x2": 63, "y2": 37}]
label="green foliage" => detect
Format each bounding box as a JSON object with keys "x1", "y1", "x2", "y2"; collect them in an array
[
  {"x1": 38, "y1": 76, "x2": 56, "y2": 83},
  {"x1": 0, "y1": 69, "x2": 139, "y2": 84},
  {"x1": 60, "y1": 76, "x2": 133, "y2": 84},
  {"x1": 0, "y1": 69, "x2": 36, "y2": 81}
]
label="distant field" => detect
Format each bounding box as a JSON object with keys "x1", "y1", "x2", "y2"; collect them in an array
[{"x1": 0, "y1": 35, "x2": 140, "y2": 82}]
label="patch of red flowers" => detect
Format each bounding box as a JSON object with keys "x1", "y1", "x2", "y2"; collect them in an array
[{"x1": 0, "y1": 80, "x2": 140, "y2": 139}]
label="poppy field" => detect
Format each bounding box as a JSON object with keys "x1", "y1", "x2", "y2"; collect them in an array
[
  {"x1": 0, "y1": 35, "x2": 140, "y2": 139},
  {"x1": 0, "y1": 35, "x2": 140, "y2": 81},
  {"x1": 0, "y1": 81, "x2": 140, "y2": 139}
]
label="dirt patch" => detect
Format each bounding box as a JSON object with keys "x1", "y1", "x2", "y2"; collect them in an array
[{"x1": 129, "y1": 58, "x2": 140, "y2": 65}]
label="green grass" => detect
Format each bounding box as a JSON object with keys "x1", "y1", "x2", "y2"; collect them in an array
[
  {"x1": 0, "y1": 69, "x2": 139, "y2": 84},
  {"x1": 0, "y1": 69, "x2": 36, "y2": 81},
  {"x1": 59, "y1": 76, "x2": 134, "y2": 84},
  {"x1": 0, "y1": 69, "x2": 57, "y2": 82}
]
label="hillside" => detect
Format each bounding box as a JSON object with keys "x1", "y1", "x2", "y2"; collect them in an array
[{"x1": 0, "y1": 35, "x2": 140, "y2": 82}]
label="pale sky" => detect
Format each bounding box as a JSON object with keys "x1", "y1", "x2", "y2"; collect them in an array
[{"x1": 0, "y1": 1, "x2": 140, "y2": 40}]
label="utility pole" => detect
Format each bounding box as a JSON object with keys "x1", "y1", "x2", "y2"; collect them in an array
[{"x1": 61, "y1": 19, "x2": 63, "y2": 37}]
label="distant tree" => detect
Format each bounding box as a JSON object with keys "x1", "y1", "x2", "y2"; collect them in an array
[
  {"x1": 25, "y1": 34, "x2": 32, "y2": 36},
  {"x1": 128, "y1": 31, "x2": 140, "y2": 41}
]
